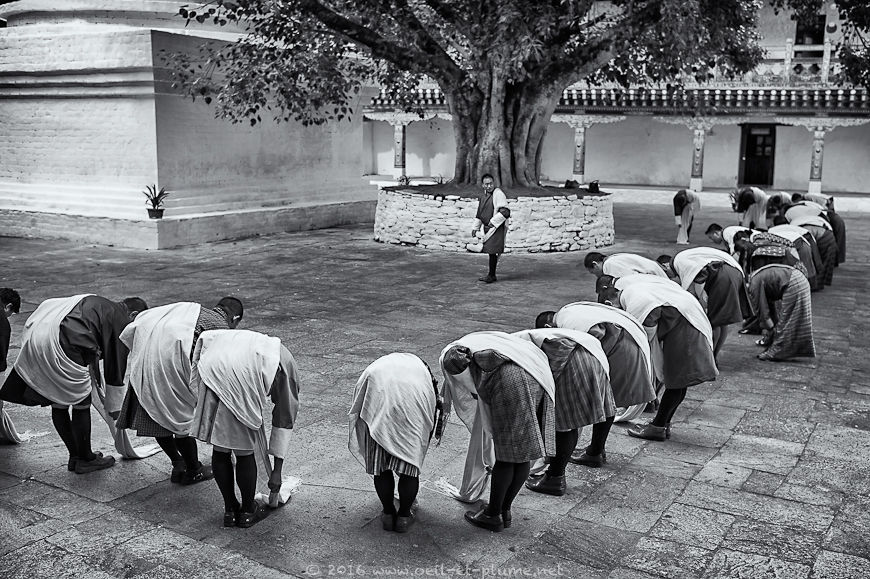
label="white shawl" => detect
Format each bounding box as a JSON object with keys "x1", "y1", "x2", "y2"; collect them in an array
[
  {"x1": 120, "y1": 302, "x2": 201, "y2": 435},
  {"x1": 740, "y1": 187, "x2": 769, "y2": 229},
  {"x1": 438, "y1": 331, "x2": 555, "y2": 502},
  {"x1": 768, "y1": 224, "x2": 810, "y2": 243},
  {"x1": 603, "y1": 253, "x2": 669, "y2": 278},
  {"x1": 14, "y1": 294, "x2": 93, "y2": 406},
  {"x1": 672, "y1": 247, "x2": 743, "y2": 290},
  {"x1": 554, "y1": 301, "x2": 653, "y2": 382},
  {"x1": 788, "y1": 214, "x2": 832, "y2": 231},
  {"x1": 348, "y1": 353, "x2": 436, "y2": 471},
  {"x1": 616, "y1": 277, "x2": 714, "y2": 349},
  {"x1": 193, "y1": 330, "x2": 281, "y2": 430},
  {"x1": 512, "y1": 328, "x2": 610, "y2": 378}
]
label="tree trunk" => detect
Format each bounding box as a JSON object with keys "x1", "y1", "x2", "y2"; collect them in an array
[{"x1": 446, "y1": 80, "x2": 561, "y2": 188}]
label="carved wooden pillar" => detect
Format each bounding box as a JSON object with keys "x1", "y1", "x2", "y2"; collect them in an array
[
  {"x1": 808, "y1": 127, "x2": 826, "y2": 195},
  {"x1": 690, "y1": 128, "x2": 707, "y2": 192},
  {"x1": 392, "y1": 122, "x2": 407, "y2": 179}
]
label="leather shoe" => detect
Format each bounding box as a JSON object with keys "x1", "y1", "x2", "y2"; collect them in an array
[
  {"x1": 464, "y1": 507, "x2": 503, "y2": 532},
  {"x1": 182, "y1": 463, "x2": 214, "y2": 485},
  {"x1": 75, "y1": 453, "x2": 115, "y2": 474},
  {"x1": 478, "y1": 275, "x2": 497, "y2": 284},
  {"x1": 569, "y1": 449, "x2": 605, "y2": 468},
  {"x1": 627, "y1": 423, "x2": 667, "y2": 441},
  {"x1": 223, "y1": 507, "x2": 240, "y2": 528},
  {"x1": 395, "y1": 513, "x2": 414, "y2": 533},
  {"x1": 170, "y1": 459, "x2": 186, "y2": 483},
  {"x1": 524, "y1": 474, "x2": 566, "y2": 496},
  {"x1": 381, "y1": 512, "x2": 396, "y2": 531},
  {"x1": 237, "y1": 504, "x2": 267, "y2": 529}
]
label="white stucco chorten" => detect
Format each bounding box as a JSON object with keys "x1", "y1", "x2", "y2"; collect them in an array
[{"x1": 0, "y1": 0, "x2": 377, "y2": 249}]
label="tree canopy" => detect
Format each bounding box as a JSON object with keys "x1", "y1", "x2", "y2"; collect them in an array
[{"x1": 171, "y1": 1, "x2": 864, "y2": 187}]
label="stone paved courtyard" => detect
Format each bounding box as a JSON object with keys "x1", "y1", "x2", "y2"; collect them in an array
[{"x1": 1, "y1": 201, "x2": 869, "y2": 579}]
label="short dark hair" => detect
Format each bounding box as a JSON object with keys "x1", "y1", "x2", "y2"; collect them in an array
[
  {"x1": 535, "y1": 311, "x2": 556, "y2": 329},
  {"x1": 705, "y1": 223, "x2": 723, "y2": 235},
  {"x1": 656, "y1": 254, "x2": 672, "y2": 265},
  {"x1": 122, "y1": 297, "x2": 148, "y2": 313},
  {"x1": 584, "y1": 252, "x2": 606, "y2": 269},
  {"x1": 772, "y1": 215, "x2": 788, "y2": 226},
  {"x1": 733, "y1": 230, "x2": 752, "y2": 243},
  {"x1": 595, "y1": 274, "x2": 617, "y2": 295},
  {"x1": 791, "y1": 193, "x2": 804, "y2": 203},
  {"x1": 216, "y1": 296, "x2": 244, "y2": 320},
  {"x1": 0, "y1": 288, "x2": 21, "y2": 314},
  {"x1": 481, "y1": 173, "x2": 495, "y2": 183}
]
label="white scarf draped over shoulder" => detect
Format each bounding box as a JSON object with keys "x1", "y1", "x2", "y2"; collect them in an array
[
  {"x1": 672, "y1": 247, "x2": 743, "y2": 290},
  {"x1": 193, "y1": 330, "x2": 281, "y2": 430},
  {"x1": 348, "y1": 353, "x2": 436, "y2": 471},
  {"x1": 603, "y1": 253, "x2": 669, "y2": 278},
  {"x1": 554, "y1": 301, "x2": 653, "y2": 382},
  {"x1": 616, "y1": 276, "x2": 714, "y2": 349},
  {"x1": 768, "y1": 224, "x2": 811, "y2": 243},
  {"x1": 512, "y1": 328, "x2": 610, "y2": 378},
  {"x1": 438, "y1": 331, "x2": 555, "y2": 502},
  {"x1": 14, "y1": 294, "x2": 93, "y2": 406},
  {"x1": 120, "y1": 302, "x2": 201, "y2": 435}
]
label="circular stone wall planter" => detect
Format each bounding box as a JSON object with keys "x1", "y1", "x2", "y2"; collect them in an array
[{"x1": 373, "y1": 188, "x2": 614, "y2": 253}]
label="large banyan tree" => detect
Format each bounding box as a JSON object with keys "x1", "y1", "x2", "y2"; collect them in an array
[{"x1": 172, "y1": 0, "x2": 863, "y2": 187}]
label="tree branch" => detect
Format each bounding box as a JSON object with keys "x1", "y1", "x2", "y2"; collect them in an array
[{"x1": 296, "y1": 0, "x2": 463, "y2": 86}]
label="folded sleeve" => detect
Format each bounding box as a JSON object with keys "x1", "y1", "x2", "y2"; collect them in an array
[{"x1": 268, "y1": 346, "x2": 300, "y2": 459}]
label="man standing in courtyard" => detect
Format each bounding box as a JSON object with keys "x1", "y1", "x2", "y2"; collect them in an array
[
  {"x1": 0, "y1": 294, "x2": 147, "y2": 473},
  {"x1": 471, "y1": 173, "x2": 509, "y2": 283}
]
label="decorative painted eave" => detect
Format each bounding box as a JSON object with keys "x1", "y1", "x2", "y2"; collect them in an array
[{"x1": 366, "y1": 86, "x2": 870, "y2": 118}]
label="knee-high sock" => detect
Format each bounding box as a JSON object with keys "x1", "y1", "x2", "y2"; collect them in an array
[
  {"x1": 488, "y1": 254, "x2": 499, "y2": 277},
  {"x1": 548, "y1": 430, "x2": 579, "y2": 476},
  {"x1": 212, "y1": 450, "x2": 238, "y2": 512},
  {"x1": 51, "y1": 408, "x2": 77, "y2": 457},
  {"x1": 397, "y1": 474, "x2": 419, "y2": 517},
  {"x1": 486, "y1": 461, "x2": 513, "y2": 516},
  {"x1": 155, "y1": 436, "x2": 181, "y2": 463},
  {"x1": 588, "y1": 416, "x2": 615, "y2": 456},
  {"x1": 235, "y1": 454, "x2": 257, "y2": 513},
  {"x1": 503, "y1": 461, "x2": 531, "y2": 512},
  {"x1": 652, "y1": 388, "x2": 687, "y2": 427},
  {"x1": 70, "y1": 407, "x2": 95, "y2": 461},
  {"x1": 373, "y1": 471, "x2": 397, "y2": 514},
  {"x1": 175, "y1": 436, "x2": 201, "y2": 470}
]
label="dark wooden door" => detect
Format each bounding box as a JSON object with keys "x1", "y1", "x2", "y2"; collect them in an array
[{"x1": 740, "y1": 125, "x2": 776, "y2": 187}]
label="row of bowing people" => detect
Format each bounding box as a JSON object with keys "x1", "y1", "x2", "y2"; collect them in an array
[{"x1": 0, "y1": 236, "x2": 827, "y2": 534}]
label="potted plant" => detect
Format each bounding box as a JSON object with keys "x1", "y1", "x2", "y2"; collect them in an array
[{"x1": 143, "y1": 184, "x2": 169, "y2": 219}]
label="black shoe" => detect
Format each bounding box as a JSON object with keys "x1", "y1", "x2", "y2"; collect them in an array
[
  {"x1": 181, "y1": 464, "x2": 214, "y2": 485},
  {"x1": 464, "y1": 507, "x2": 503, "y2": 532},
  {"x1": 478, "y1": 275, "x2": 497, "y2": 283},
  {"x1": 75, "y1": 453, "x2": 115, "y2": 474},
  {"x1": 223, "y1": 507, "x2": 240, "y2": 528},
  {"x1": 237, "y1": 504, "x2": 267, "y2": 529},
  {"x1": 627, "y1": 423, "x2": 667, "y2": 441},
  {"x1": 395, "y1": 513, "x2": 415, "y2": 533},
  {"x1": 170, "y1": 459, "x2": 186, "y2": 484},
  {"x1": 381, "y1": 512, "x2": 396, "y2": 532},
  {"x1": 67, "y1": 456, "x2": 78, "y2": 472},
  {"x1": 570, "y1": 451, "x2": 604, "y2": 468},
  {"x1": 525, "y1": 474, "x2": 566, "y2": 496}
]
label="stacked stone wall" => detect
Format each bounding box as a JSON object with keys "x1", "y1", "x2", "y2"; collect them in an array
[{"x1": 373, "y1": 189, "x2": 614, "y2": 253}]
